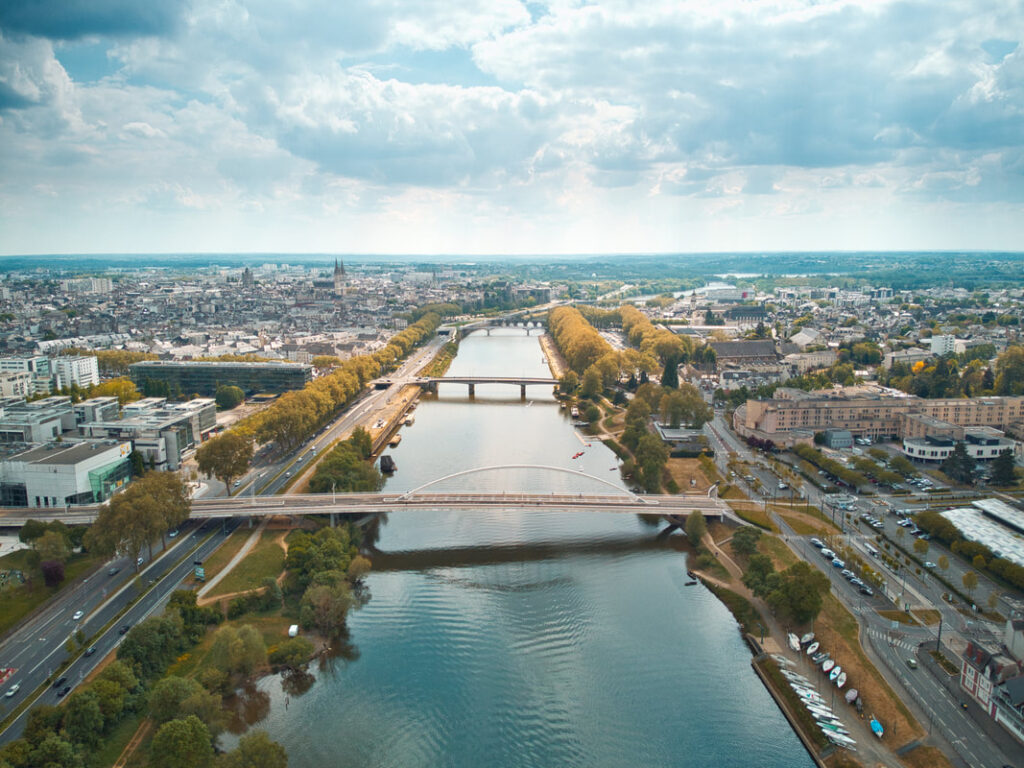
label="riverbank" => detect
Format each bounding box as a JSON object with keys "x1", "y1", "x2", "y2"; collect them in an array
[{"x1": 538, "y1": 332, "x2": 567, "y2": 379}]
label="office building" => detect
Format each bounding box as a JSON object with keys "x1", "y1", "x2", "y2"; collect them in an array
[{"x1": 129, "y1": 360, "x2": 312, "y2": 396}]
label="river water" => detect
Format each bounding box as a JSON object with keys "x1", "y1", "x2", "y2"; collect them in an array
[{"x1": 247, "y1": 330, "x2": 814, "y2": 768}]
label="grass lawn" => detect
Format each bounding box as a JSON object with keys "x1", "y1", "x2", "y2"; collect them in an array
[
  {"x1": 757, "y1": 534, "x2": 799, "y2": 569},
  {"x1": 198, "y1": 529, "x2": 252, "y2": 584},
  {"x1": 898, "y1": 745, "x2": 954, "y2": 768},
  {"x1": 878, "y1": 609, "x2": 917, "y2": 625},
  {"x1": 207, "y1": 532, "x2": 285, "y2": 597},
  {"x1": 0, "y1": 550, "x2": 100, "y2": 637},
  {"x1": 728, "y1": 503, "x2": 777, "y2": 532}
]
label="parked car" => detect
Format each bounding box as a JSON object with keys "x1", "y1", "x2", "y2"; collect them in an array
[
  {"x1": 859, "y1": 585, "x2": 874, "y2": 596},
  {"x1": 925, "y1": 561, "x2": 937, "y2": 569},
  {"x1": 831, "y1": 558, "x2": 845, "y2": 569},
  {"x1": 810, "y1": 538, "x2": 825, "y2": 548}
]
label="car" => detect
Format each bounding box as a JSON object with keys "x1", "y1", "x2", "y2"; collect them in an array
[
  {"x1": 284, "y1": 471, "x2": 292, "y2": 478},
  {"x1": 859, "y1": 585, "x2": 874, "y2": 596},
  {"x1": 84, "y1": 646, "x2": 97, "y2": 656},
  {"x1": 831, "y1": 558, "x2": 845, "y2": 569},
  {"x1": 871, "y1": 521, "x2": 884, "y2": 529},
  {"x1": 168, "y1": 529, "x2": 178, "y2": 538},
  {"x1": 233, "y1": 480, "x2": 241, "y2": 487},
  {"x1": 52, "y1": 676, "x2": 67, "y2": 689},
  {"x1": 820, "y1": 548, "x2": 835, "y2": 559},
  {"x1": 841, "y1": 569, "x2": 855, "y2": 580},
  {"x1": 5, "y1": 684, "x2": 19, "y2": 698},
  {"x1": 119, "y1": 624, "x2": 131, "y2": 635},
  {"x1": 906, "y1": 658, "x2": 918, "y2": 669},
  {"x1": 809, "y1": 538, "x2": 825, "y2": 548},
  {"x1": 57, "y1": 686, "x2": 71, "y2": 698},
  {"x1": 925, "y1": 561, "x2": 937, "y2": 569},
  {"x1": 919, "y1": 533, "x2": 930, "y2": 540},
  {"x1": 72, "y1": 610, "x2": 84, "y2": 621},
  {"x1": 108, "y1": 566, "x2": 121, "y2": 576},
  {"x1": 850, "y1": 578, "x2": 864, "y2": 587},
  {"x1": 778, "y1": 482, "x2": 788, "y2": 490},
  {"x1": 137, "y1": 556, "x2": 144, "y2": 566}
]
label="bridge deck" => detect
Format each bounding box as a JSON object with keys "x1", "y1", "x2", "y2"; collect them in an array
[{"x1": 0, "y1": 492, "x2": 733, "y2": 526}]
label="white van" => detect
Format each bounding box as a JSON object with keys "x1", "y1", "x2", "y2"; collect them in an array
[{"x1": 288, "y1": 624, "x2": 299, "y2": 638}]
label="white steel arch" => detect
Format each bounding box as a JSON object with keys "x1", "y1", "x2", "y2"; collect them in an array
[{"x1": 397, "y1": 464, "x2": 642, "y2": 501}]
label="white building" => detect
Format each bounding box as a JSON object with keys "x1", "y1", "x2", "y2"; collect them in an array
[
  {"x1": 52, "y1": 356, "x2": 100, "y2": 389},
  {"x1": 0, "y1": 440, "x2": 132, "y2": 507},
  {"x1": 0, "y1": 372, "x2": 32, "y2": 398},
  {"x1": 0, "y1": 355, "x2": 53, "y2": 394},
  {"x1": 930, "y1": 335, "x2": 963, "y2": 356}
]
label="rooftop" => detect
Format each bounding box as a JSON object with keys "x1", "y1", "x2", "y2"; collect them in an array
[{"x1": 7, "y1": 440, "x2": 127, "y2": 465}]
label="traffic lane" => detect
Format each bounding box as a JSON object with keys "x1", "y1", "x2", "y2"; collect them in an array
[{"x1": 1, "y1": 520, "x2": 236, "y2": 741}]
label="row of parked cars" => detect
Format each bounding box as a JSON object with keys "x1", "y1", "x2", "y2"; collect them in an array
[{"x1": 810, "y1": 538, "x2": 874, "y2": 596}]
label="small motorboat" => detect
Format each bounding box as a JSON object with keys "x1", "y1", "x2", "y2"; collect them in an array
[
  {"x1": 822, "y1": 659, "x2": 835, "y2": 673},
  {"x1": 844, "y1": 689, "x2": 859, "y2": 705},
  {"x1": 800, "y1": 632, "x2": 815, "y2": 646},
  {"x1": 685, "y1": 580, "x2": 697, "y2": 586},
  {"x1": 826, "y1": 732, "x2": 857, "y2": 749},
  {"x1": 772, "y1": 654, "x2": 794, "y2": 667},
  {"x1": 835, "y1": 672, "x2": 847, "y2": 689},
  {"x1": 788, "y1": 633, "x2": 801, "y2": 652},
  {"x1": 812, "y1": 652, "x2": 829, "y2": 664},
  {"x1": 870, "y1": 717, "x2": 883, "y2": 739},
  {"x1": 829, "y1": 666, "x2": 842, "y2": 683},
  {"x1": 806, "y1": 641, "x2": 820, "y2": 656}
]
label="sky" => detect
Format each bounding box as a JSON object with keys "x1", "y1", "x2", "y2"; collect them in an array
[{"x1": 0, "y1": 0, "x2": 1022, "y2": 256}]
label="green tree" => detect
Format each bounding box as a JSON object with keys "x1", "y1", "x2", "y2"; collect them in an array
[
  {"x1": 208, "y1": 625, "x2": 266, "y2": 678},
  {"x1": 580, "y1": 365, "x2": 602, "y2": 398},
  {"x1": 962, "y1": 570, "x2": 979, "y2": 597},
  {"x1": 994, "y1": 345, "x2": 1024, "y2": 395},
  {"x1": 300, "y1": 582, "x2": 353, "y2": 635},
  {"x1": 559, "y1": 370, "x2": 579, "y2": 395},
  {"x1": 584, "y1": 404, "x2": 601, "y2": 424},
  {"x1": 661, "y1": 355, "x2": 679, "y2": 389},
  {"x1": 150, "y1": 716, "x2": 214, "y2": 768},
  {"x1": 940, "y1": 442, "x2": 976, "y2": 485},
  {"x1": 889, "y1": 455, "x2": 917, "y2": 477},
  {"x1": 349, "y1": 426, "x2": 373, "y2": 460},
  {"x1": 35, "y1": 530, "x2": 69, "y2": 563},
  {"x1": 269, "y1": 637, "x2": 315, "y2": 669},
  {"x1": 63, "y1": 690, "x2": 105, "y2": 746},
  {"x1": 990, "y1": 449, "x2": 1017, "y2": 486},
  {"x1": 685, "y1": 510, "x2": 707, "y2": 547},
  {"x1": 218, "y1": 730, "x2": 288, "y2": 768},
  {"x1": 938, "y1": 555, "x2": 949, "y2": 571},
  {"x1": 196, "y1": 431, "x2": 253, "y2": 495},
  {"x1": 215, "y1": 385, "x2": 245, "y2": 410},
  {"x1": 973, "y1": 554, "x2": 988, "y2": 570},
  {"x1": 18, "y1": 519, "x2": 48, "y2": 547},
  {"x1": 150, "y1": 677, "x2": 205, "y2": 723},
  {"x1": 742, "y1": 554, "x2": 776, "y2": 595},
  {"x1": 29, "y1": 733, "x2": 81, "y2": 768},
  {"x1": 768, "y1": 561, "x2": 830, "y2": 624},
  {"x1": 731, "y1": 526, "x2": 762, "y2": 556},
  {"x1": 913, "y1": 538, "x2": 929, "y2": 557}
]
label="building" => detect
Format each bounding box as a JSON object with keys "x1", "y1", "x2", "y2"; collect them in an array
[
  {"x1": 0, "y1": 355, "x2": 53, "y2": 394},
  {"x1": 0, "y1": 397, "x2": 77, "y2": 443},
  {"x1": 0, "y1": 439, "x2": 132, "y2": 507},
  {"x1": 960, "y1": 619, "x2": 1024, "y2": 745},
  {"x1": 708, "y1": 340, "x2": 778, "y2": 370},
  {"x1": 883, "y1": 348, "x2": 931, "y2": 370},
  {"x1": 0, "y1": 371, "x2": 32, "y2": 398},
  {"x1": 930, "y1": 335, "x2": 963, "y2": 356},
  {"x1": 736, "y1": 385, "x2": 1024, "y2": 447},
  {"x1": 129, "y1": 360, "x2": 312, "y2": 396},
  {"x1": 52, "y1": 355, "x2": 100, "y2": 389},
  {"x1": 822, "y1": 428, "x2": 853, "y2": 449},
  {"x1": 942, "y1": 500, "x2": 1024, "y2": 568},
  {"x1": 902, "y1": 428, "x2": 1016, "y2": 464}
]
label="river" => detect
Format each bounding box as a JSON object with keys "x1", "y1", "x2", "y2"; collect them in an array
[{"x1": 243, "y1": 329, "x2": 815, "y2": 768}]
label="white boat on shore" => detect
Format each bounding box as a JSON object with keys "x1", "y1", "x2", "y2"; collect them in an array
[
  {"x1": 787, "y1": 633, "x2": 801, "y2": 651},
  {"x1": 844, "y1": 689, "x2": 859, "y2": 704},
  {"x1": 822, "y1": 659, "x2": 835, "y2": 673},
  {"x1": 805, "y1": 641, "x2": 819, "y2": 656},
  {"x1": 800, "y1": 632, "x2": 815, "y2": 645},
  {"x1": 835, "y1": 671, "x2": 847, "y2": 688},
  {"x1": 829, "y1": 666, "x2": 842, "y2": 683}
]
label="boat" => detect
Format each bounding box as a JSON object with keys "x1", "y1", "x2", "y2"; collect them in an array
[
  {"x1": 800, "y1": 632, "x2": 815, "y2": 645},
  {"x1": 772, "y1": 654, "x2": 794, "y2": 667},
  {"x1": 685, "y1": 580, "x2": 697, "y2": 586},
  {"x1": 869, "y1": 718, "x2": 883, "y2": 739},
  {"x1": 826, "y1": 732, "x2": 858, "y2": 749},
  {"x1": 404, "y1": 414, "x2": 415, "y2": 426},
  {"x1": 388, "y1": 433, "x2": 402, "y2": 447},
  {"x1": 379, "y1": 455, "x2": 397, "y2": 474},
  {"x1": 787, "y1": 633, "x2": 801, "y2": 652},
  {"x1": 844, "y1": 689, "x2": 859, "y2": 705},
  {"x1": 805, "y1": 641, "x2": 820, "y2": 656},
  {"x1": 829, "y1": 666, "x2": 842, "y2": 682},
  {"x1": 822, "y1": 659, "x2": 835, "y2": 673},
  {"x1": 835, "y1": 672, "x2": 847, "y2": 689},
  {"x1": 818, "y1": 722, "x2": 850, "y2": 736},
  {"x1": 812, "y1": 652, "x2": 828, "y2": 664}
]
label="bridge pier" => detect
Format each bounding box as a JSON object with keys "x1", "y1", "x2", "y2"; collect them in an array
[
  {"x1": 330, "y1": 512, "x2": 336, "y2": 527},
  {"x1": 468, "y1": 383, "x2": 475, "y2": 397},
  {"x1": 521, "y1": 384, "x2": 526, "y2": 399}
]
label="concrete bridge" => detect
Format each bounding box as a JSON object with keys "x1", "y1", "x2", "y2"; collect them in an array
[
  {"x1": 458, "y1": 312, "x2": 549, "y2": 337},
  {"x1": 375, "y1": 375, "x2": 559, "y2": 397}
]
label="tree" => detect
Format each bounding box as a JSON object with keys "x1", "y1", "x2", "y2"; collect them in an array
[
  {"x1": 215, "y1": 385, "x2": 245, "y2": 410},
  {"x1": 129, "y1": 449, "x2": 146, "y2": 477},
  {"x1": 219, "y1": 730, "x2": 288, "y2": 768},
  {"x1": 584, "y1": 404, "x2": 601, "y2": 424},
  {"x1": 990, "y1": 449, "x2": 1017, "y2": 486},
  {"x1": 938, "y1": 555, "x2": 949, "y2": 571},
  {"x1": 196, "y1": 431, "x2": 253, "y2": 495},
  {"x1": 962, "y1": 570, "x2": 979, "y2": 597},
  {"x1": 994, "y1": 345, "x2": 1024, "y2": 395},
  {"x1": 661, "y1": 355, "x2": 679, "y2": 389},
  {"x1": 659, "y1": 383, "x2": 711, "y2": 429},
  {"x1": 150, "y1": 677, "x2": 206, "y2": 724},
  {"x1": 63, "y1": 690, "x2": 105, "y2": 746},
  {"x1": 559, "y1": 371, "x2": 580, "y2": 395},
  {"x1": 209, "y1": 625, "x2": 266, "y2": 678},
  {"x1": 768, "y1": 561, "x2": 831, "y2": 624},
  {"x1": 731, "y1": 526, "x2": 762, "y2": 556},
  {"x1": 913, "y1": 538, "x2": 929, "y2": 556},
  {"x1": 349, "y1": 426, "x2": 373, "y2": 460},
  {"x1": 40, "y1": 560, "x2": 64, "y2": 587},
  {"x1": 889, "y1": 455, "x2": 917, "y2": 477},
  {"x1": 90, "y1": 377, "x2": 141, "y2": 404},
  {"x1": 29, "y1": 734, "x2": 81, "y2": 768},
  {"x1": 580, "y1": 365, "x2": 602, "y2": 398},
  {"x1": 941, "y1": 442, "x2": 976, "y2": 485},
  {"x1": 347, "y1": 554, "x2": 372, "y2": 583},
  {"x1": 269, "y1": 637, "x2": 315, "y2": 669},
  {"x1": 685, "y1": 510, "x2": 707, "y2": 547},
  {"x1": 36, "y1": 530, "x2": 69, "y2": 563},
  {"x1": 18, "y1": 519, "x2": 48, "y2": 547},
  {"x1": 742, "y1": 554, "x2": 776, "y2": 595},
  {"x1": 300, "y1": 581, "x2": 353, "y2": 635},
  {"x1": 973, "y1": 554, "x2": 988, "y2": 570},
  {"x1": 150, "y1": 716, "x2": 214, "y2": 768}
]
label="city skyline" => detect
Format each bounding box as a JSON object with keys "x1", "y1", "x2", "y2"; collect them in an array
[{"x1": 1, "y1": 1, "x2": 1023, "y2": 256}]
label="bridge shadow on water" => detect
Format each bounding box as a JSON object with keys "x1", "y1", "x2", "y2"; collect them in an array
[{"x1": 366, "y1": 527, "x2": 687, "y2": 572}]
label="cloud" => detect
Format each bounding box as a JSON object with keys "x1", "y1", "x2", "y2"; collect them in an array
[{"x1": 0, "y1": 0, "x2": 188, "y2": 41}]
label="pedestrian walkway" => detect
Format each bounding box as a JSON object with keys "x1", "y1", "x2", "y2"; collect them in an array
[
  {"x1": 865, "y1": 626, "x2": 918, "y2": 653},
  {"x1": 197, "y1": 518, "x2": 268, "y2": 600}
]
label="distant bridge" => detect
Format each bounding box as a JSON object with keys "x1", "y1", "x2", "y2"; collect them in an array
[{"x1": 375, "y1": 375, "x2": 559, "y2": 397}]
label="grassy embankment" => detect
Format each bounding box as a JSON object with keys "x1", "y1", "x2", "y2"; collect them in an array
[
  {"x1": 0, "y1": 548, "x2": 101, "y2": 636},
  {"x1": 204, "y1": 530, "x2": 286, "y2": 599}
]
